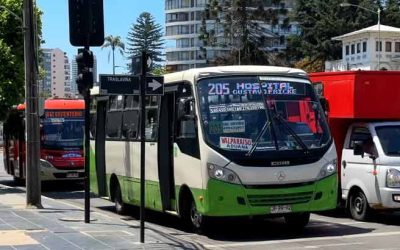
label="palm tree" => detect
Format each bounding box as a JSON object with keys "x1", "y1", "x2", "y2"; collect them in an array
[{"x1": 101, "y1": 35, "x2": 125, "y2": 74}]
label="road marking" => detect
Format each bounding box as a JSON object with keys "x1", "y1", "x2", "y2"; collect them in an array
[
  {"x1": 312, "y1": 217, "x2": 366, "y2": 225},
  {"x1": 203, "y1": 231, "x2": 400, "y2": 249},
  {"x1": 303, "y1": 242, "x2": 364, "y2": 249}
]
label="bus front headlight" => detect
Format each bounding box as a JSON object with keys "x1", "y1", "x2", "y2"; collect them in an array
[
  {"x1": 40, "y1": 159, "x2": 53, "y2": 169},
  {"x1": 386, "y1": 169, "x2": 400, "y2": 188},
  {"x1": 317, "y1": 159, "x2": 337, "y2": 180},
  {"x1": 207, "y1": 163, "x2": 242, "y2": 185}
]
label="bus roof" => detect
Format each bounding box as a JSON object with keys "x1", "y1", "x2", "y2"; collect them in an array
[
  {"x1": 164, "y1": 66, "x2": 307, "y2": 84},
  {"x1": 44, "y1": 99, "x2": 84, "y2": 110},
  {"x1": 15, "y1": 99, "x2": 84, "y2": 111}
]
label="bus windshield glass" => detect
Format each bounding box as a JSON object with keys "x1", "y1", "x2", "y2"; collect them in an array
[
  {"x1": 376, "y1": 125, "x2": 400, "y2": 156},
  {"x1": 42, "y1": 118, "x2": 84, "y2": 149},
  {"x1": 197, "y1": 76, "x2": 331, "y2": 156}
]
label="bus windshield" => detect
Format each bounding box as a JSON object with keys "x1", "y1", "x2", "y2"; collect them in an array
[
  {"x1": 42, "y1": 118, "x2": 84, "y2": 149},
  {"x1": 197, "y1": 76, "x2": 331, "y2": 158}
]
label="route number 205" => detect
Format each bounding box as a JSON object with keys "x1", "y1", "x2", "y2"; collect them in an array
[{"x1": 208, "y1": 83, "x2": 230, "y2": 95}]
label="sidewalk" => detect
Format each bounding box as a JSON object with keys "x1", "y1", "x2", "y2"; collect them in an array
[{"x1": 0, "y1": 183, "x2": 201, "y2": 250}]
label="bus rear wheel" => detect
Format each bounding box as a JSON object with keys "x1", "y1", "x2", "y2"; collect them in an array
[
  {"x1": 114, "y1": 183, "x2": 126, "y2": 215},
  {"x1": 284, "y1": 212, "x2": 310, "y2": 230}
]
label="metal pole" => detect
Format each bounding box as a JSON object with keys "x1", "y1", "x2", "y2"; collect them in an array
[
  {"x1": 84, "y1": 85, "x2": 91, "y2": 223},
  {"x1": 140, "y1": 51, "x2": 147, "y2": 243},
  {"x1": 377, "y1": 8, "x2": 381, "y2": 70},
  {"x1": 24, "y1": 0, "x2": 41, "y2": 208}
]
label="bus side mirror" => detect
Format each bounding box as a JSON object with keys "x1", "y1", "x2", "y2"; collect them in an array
[
  {"x1": 177, "y1": 97, "x2": 194, "y2": 120},
  {"x1": 319, "y1": 97, "x2": 329, "y2": 116},
  {"x1": 178, "y1": 119, "x2": 196, "y2": 139},
  {"x1": 354, "y1": 142, "x2": 364, "y2": 157}
]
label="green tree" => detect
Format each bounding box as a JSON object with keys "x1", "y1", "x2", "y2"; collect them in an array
[
  {"x1": 382, "y1": 0, "x2": 400, "y2": 27},
  {"x1": 286, "y1": 0, "x2": 380, "y2": 72},
  {"x1": 126, "y1": 12, "x2": 164, "y2": 72},
  {"x1": 101, "y1": 35, "x2": 125, "y2": 74},
  {"x1": 151, "y1": 65, "x2": 168, "y2": 76},
  {"x1": 0, "y1": 0, "x2": 42, "y2": 120},
  {"x1": 200, "y1": 0, "x2": 288, "y2": 66}
]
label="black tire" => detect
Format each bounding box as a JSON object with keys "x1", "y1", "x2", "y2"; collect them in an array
[
  {"x1": 114, "y1": 183, "x2": 126, "y2": 215},
  {"x1": 13, "y1": 176, "x2": 25, "y2": 186},
  {"x1": 181, "y1": 195, "x2": 207, "y2": 233},
  {"x1": 349, "y1": 190, "x2": 369, "y2": 221},
  {"x1": 284, "y1": 212, "x2": 310, "y2": 230}
]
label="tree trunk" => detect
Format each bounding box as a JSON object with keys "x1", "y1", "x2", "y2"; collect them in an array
[{"x1": 112, "y1": 48, "x2": 115, "y2": 75}]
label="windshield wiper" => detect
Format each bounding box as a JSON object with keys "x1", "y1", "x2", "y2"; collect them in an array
[
  {"x1": 271, "y1": 111, "x2": 310, "y2": 155},
  {"x1": 246, "y1": 121, "x2": 271, "y2": 156}
]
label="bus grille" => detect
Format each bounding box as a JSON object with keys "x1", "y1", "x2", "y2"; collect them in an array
[{"x1": 247, "y1": 191, "x2": 313, "y2": 206}]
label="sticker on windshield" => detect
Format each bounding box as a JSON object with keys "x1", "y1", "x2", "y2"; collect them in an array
[
  {"x1": 209, "y1": 121, "x2": 223, "y2": 134},
  {"x1": 222, "y1": 120, "x2": 245, "y2": 133},
  {"x1": 209, "y1": 102, "x2": 264, "y2": 113},
  {"x1": 220, "y1": 137, "x2": 252, "y2": 150}
]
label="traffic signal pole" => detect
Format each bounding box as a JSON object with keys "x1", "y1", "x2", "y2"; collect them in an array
[
  {"x1": 140, "y1": 51, "x2": 147, "y2": 243},
  {"x1": 24, "y1": 0, "x2": 42, "y2": 208},
  {"x1": 76, "y1": 47, "x2": 94, "y2": 223},
  {"x1": 83, "y1": 66, "x2": 91, "y2": 224}
]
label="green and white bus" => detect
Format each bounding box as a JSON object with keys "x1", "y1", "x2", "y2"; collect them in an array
[{"x1": 89, "y1": 66, "x2": 338, "y2": 230}]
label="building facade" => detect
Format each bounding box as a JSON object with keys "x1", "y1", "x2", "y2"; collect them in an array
[
  {"x1": 326, "y1": 24, "x2": 400, "y2": 71},
  {"x1": 42, "y1": 48, "x2": 71, "y2": 98},
  {"x1": 164, "y1": 0, "x2": 299, "y2": 72}
]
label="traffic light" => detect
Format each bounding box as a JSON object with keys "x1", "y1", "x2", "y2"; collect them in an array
[
  {"x1": 68, "y1": 0, "x2": 104, "y2": 46},
  {"x1": 76, "y1": 48, "x2": 94, "y2": 95}
]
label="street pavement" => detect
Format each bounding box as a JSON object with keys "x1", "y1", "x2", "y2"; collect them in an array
[
  {"x1": 3, "y1": 152, "x2": 400, "y2": 249},
  {"x1": 0, "y1": 157, "x2": 200, "y2": 249}
]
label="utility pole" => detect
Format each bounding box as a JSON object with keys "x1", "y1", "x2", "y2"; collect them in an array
[{"x1": 23, "y1": 0, "x2": 42, "y2": 208}]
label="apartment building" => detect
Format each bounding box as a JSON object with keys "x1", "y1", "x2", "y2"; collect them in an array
[
  {"x1": 165, "y1": 0, "x2": 299, "y2": 72},
  {"x1": 42, "y1": 48, "x2": 71, "y2": 98}
]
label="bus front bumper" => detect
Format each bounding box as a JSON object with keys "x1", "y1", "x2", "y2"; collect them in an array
[
  {"x1": 198, "y1": 174, "x2": 337, "y2": 217},
  {"x1": 40, "y1": 159, "x2": 84, "y2": 181}
]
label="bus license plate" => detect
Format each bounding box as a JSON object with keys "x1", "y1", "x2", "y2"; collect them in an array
[
  {"x1": 270, "y1": 205, "x2": 292, "y2": 214},
  {"x1": 66, "y1": 172, "x2": 79, "y2": 178}
]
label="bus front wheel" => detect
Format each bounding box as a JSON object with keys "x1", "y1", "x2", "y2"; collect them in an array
[
  {"x1": 114, "y1": 183, "x2": 126, "y2": 215},
  {"x1": 181, "y1": 196, "x2": 207, "y2": 232},
  {"x1": 284, "y1": 212, "x2": 310, "y2": 230}
]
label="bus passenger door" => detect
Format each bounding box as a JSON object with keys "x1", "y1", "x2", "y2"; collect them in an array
[
  {"x1": 94, "y1": 100, "x2": 107, "y2": 196},
  {"x1": 158, "y1": 93, "x2": 175, "y2": 211}
]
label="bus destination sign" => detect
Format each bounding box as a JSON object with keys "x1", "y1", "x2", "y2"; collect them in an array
[{"x1": 45, "y1": 110, "x2": 84, "y2": 118}]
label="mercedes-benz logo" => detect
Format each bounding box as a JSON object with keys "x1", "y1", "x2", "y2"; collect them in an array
[{"x1": 275, "y1": 171, "x2": 286, "y2": 181}]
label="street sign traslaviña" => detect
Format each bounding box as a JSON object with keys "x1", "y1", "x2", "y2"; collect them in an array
[{"x1": 99, "y1": 74, "x2": 164, "y2": 96}]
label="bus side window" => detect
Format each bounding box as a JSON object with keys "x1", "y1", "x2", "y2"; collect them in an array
[
  {"x1": 106, "y1": 111, "x2": 123, "y2": 139},
  {"x1": 122, "y1": 110, "x2": 139, "y2": 140},
  {"x1": 145, "y1": 96, "x2": 159, "y2": 141}
]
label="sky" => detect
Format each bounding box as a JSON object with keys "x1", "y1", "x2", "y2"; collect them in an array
[{"x1": 36, "y1": 0, "x2": 166, "y2": 79}]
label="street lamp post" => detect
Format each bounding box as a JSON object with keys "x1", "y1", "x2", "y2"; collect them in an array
[{"x1": 340, "y1": 3, "x2": 381, "y2": 70}]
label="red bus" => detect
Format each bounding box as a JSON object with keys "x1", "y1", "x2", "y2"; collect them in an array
[{"x1": 3, "y1": 99, "x2": 85, "y2": 182}]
